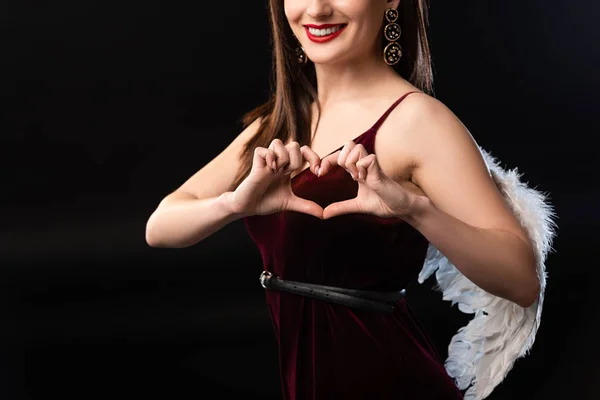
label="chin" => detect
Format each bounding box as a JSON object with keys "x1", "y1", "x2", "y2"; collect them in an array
[
  {"x1": 307, "y1": 55, "x2": 345, "y2": 65},
  {"x1": 305, "y1": 47, "x2": 353, "y2": 66}
]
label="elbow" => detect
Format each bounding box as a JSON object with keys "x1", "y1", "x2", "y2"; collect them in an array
[
  {"x1": 145, "y1": 214, "x2": 165, "y2": 248},
  {"x1": 145, "y1": 226, "x2": 160, "y2": 248},
  {"x1": 145, "y1": 197, "x2": 177, "y2": 248},
  {"x1": 146, "y1": 229, "x2": 161, "y2": 248},
  {"x1": 513, "y1": 243, "x2": 541, "y2": 308},
  {"x1": 145, "y1": 211, "x2": 191, "y2": 249},
  {"x1": 515, "y1": 273, "x2": 541, "y2": 308}
]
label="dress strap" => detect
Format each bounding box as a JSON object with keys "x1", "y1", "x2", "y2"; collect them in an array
[{"x1": 369, "y1": 91, "x2": 420, "y2": 132}]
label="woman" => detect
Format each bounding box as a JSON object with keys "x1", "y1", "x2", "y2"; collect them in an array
[{"x1": 146, "y1": 1, "x2": 556, "y2": 399}]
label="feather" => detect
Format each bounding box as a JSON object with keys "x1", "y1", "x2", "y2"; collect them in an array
[{"x1": 418, "y1": 146, "x2": 558, "y2": 400}]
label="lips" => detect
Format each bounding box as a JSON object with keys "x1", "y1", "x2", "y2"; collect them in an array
[{"x1": 304, "y1": 24, "x2": 347, "y2": 43}]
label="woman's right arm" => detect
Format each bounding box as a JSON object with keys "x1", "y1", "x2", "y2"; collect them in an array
[{"x1": 145, "y1": 119, "x2": 261, "y2": 248}]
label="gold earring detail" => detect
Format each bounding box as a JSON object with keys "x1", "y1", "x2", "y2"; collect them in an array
[
  {"x1": 383, "y1": 8, "x2": 402, "y2": 66},
  {"x1": 296, "y1": 46, "x2": 308, "y2": 65}
]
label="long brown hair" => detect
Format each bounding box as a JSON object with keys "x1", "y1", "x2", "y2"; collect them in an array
[{"x1": 232, "y1": 0, "x2": 433, "y2": 190}]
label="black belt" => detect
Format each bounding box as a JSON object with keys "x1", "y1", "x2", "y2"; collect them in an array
[{"x1": 259, "y1": 271, "x2": 405, "y2": 314}]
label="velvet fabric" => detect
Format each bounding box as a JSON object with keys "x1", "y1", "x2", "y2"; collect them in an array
[{"x1": 244, "y1": 93, "x2": 463, "y2": 399}]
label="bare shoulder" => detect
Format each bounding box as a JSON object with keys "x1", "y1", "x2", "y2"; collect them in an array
[
  {"x1": 379, "y1": 92, "x2": 483, "y2": 175},
  {"x1": 389, "y1": 92, "x2": 474, "y2": 146},
  {"x1": 174, "y1": 116, "x2": 262, "y2": 200},
  {"x1": 380, "y1": 92, "x2": 530, "y2": 243},
  {"x1": 375, "y1": 92, "x2": 461, "y2": 178}
]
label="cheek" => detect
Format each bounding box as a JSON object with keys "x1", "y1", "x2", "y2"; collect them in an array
[
  {"x1": 363, "y1": 12, "x2": 386, "y2": 41},
  {"x1": 283, "y1": 1, "x2": 304, "y2": 23},
  {"x1": 343, "y1": 3, "x2": 385, "y2": 36}
]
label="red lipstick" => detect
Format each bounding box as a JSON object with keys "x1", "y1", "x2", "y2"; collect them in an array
[{"x1": 304, "y1": 24, "x2": 347, "y2": 43}]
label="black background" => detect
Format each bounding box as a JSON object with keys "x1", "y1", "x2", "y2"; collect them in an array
[{"x1": 2, "y1": 1, "x2": 598, "y2": 399}]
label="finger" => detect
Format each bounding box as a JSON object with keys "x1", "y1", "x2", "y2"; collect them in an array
[
  {"x1": 253, "y1": 147, "x2": 267, "y2": 168},
  {"x1": 286, "y1": 195, "x2": 324, "y2": 219},
  {"x1": 337, "y1": 140, "x2": 355, "y2": 173},
  {"x1": 253, "y1": 147, "x2": 276, "y2": 171},
  {"x1": 345, "y1": 144, "x2": 369, "y2": 180},
  {"x1": 300, "y1": 145, "x2": 322, "y2": 175},
  {"x1": 356, "y1": 162, "x2": 368, "y2": 182},
  {"x1": 356, "y1": 154, "x2": 383, "y2": 184},
  {"x1": 284, "y1": 141, "x2": 303, "y2": 174},
  {"x1": 322, "y1": 198, "x2": 360, "y2": 219},
  {"x1": 266, "y1": 149, "x2": 277, "y2": 172},
  {"x1": 318, "y1": 141, "x2": 355, "y2": 176},
  {"x1": 318, "y1": 150, "x2": 340, "y2": 176},
  {"x1": 269, "y1": 139, "x2": 289, "y2": 172}
]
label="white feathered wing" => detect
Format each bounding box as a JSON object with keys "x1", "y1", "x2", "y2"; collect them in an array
[{"x1": 418, "y1": 147, "x2": 557, "y2": 400}]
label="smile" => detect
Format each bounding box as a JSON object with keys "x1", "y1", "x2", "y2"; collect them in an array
[{"x1": 304, "y1": 24, "x2": 347, "y2": 43}]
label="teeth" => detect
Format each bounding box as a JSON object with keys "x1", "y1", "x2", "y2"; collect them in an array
[{"x1": 308, "y1": 25, "x2": 343, "y2": 37}]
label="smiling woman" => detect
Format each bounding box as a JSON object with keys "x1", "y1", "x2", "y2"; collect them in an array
[
  {"x1": 145, "y1": 0, "x2": 557, "y2": 399},
  {"x1": 305, "y1": 23, "x2": 347, "y2": 42}
]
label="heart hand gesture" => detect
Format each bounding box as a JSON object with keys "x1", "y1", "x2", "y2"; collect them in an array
[
  {"x1": 318, "y1": 142, "x2": 420, "y2": 219},
  {"x1": 228, "y1": 139, "x2": 323, "y2": 218}
]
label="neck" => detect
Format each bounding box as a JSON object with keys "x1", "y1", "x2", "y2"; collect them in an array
[{"x1": 313, "y1": 52, "x2": 399, "y2": 107}]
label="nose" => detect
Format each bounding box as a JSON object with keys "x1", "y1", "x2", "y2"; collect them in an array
[{"x1": 306, "y1": 0, "x2": 333, "y2": 20}]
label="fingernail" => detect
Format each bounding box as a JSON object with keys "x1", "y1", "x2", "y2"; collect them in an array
[
  {"x1": 272, "y1": 161, "x2": 276, "y2": 170},
  {"x1": 316, "y1": 166, "x2": 321, "y2": 177},
  {"x1": 351, "y1": 172, "x2": 356, "y2": 180}
]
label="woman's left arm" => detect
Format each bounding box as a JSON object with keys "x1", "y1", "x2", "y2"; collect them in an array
[{"x1": 398, "y1": 96, "x2": 539, "y2": 308}]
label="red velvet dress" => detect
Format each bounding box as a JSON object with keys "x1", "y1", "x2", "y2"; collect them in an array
[{"x1": 244, "y1": 92, "x2": 464, "y2": 399}]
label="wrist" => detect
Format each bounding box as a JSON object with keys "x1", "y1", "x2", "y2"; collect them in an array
[
  {"x1": 399, "y1": 195, "x2": 432, "y2": 226},
  {"x1": 218, "y1": 191, "x2": 249, "y2": 219}
]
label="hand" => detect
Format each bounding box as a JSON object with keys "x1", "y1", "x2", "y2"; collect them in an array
[
  {"x1": 227, "y1": 139, "x2": 324, "y2": 218},
  {"x1": 318, "y1": 141, "x2": 418, "y2": 219}
]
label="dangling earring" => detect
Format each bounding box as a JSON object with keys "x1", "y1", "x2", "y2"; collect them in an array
[
  {"x1": 383, "y1": 7, "x2": 402, "y2": 66},
  {"x1": 296, "y1": 46, "x2": 308, "y2": 65}
]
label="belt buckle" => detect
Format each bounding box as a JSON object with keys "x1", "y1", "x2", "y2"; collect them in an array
[{"x1": 259, "y1": 270, "x2": 273, "y2": 289}]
